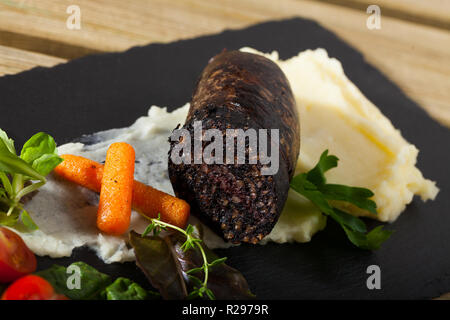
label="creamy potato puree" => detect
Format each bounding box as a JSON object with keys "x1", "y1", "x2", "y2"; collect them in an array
[
  {"x1": 18, "y1": 48, "x2": 438, "y2": 263},
  {"x1": 242, "y1": 47, "x2": 438, "y2": 222}
]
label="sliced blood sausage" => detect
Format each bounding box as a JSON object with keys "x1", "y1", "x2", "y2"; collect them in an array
[{"x1": 168, "y1": 50, "x2": 300, "y2": 244}]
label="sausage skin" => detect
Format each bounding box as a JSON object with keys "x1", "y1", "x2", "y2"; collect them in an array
[{"x1": 168, "y1": 50, "x2": 300, "y2": 244}]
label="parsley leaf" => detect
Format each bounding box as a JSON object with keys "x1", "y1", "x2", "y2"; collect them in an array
[
  {"x1": 306, "y1": 149, "x2": 338, "y2": 186},
  {"x1": 330, "y1": 208, "x2": 367, "y2": 234},
  {"x1": 321, "y1": 184, "x2": 377, "y2": 215},
  {"x1": 342, "y1": 225, "x2": 392, "y2": 250},
  {"x1": 290, "y1": 150, "x2": 392, "y2": 250}
]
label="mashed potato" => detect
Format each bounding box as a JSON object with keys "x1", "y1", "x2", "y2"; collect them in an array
[
  {"x1": 18, "y1": 48, "x2": 438, "y2": 263},
  {"x1": 242, "y1": 47, "x2": 438, "y2": 223}
]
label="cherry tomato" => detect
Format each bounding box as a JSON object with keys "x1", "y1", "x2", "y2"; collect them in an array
[
  {"x1": 1, "y1": 275, "x2": 56, "y2": 300},
  {"x1": 0, "y1": 227, "x2": 37, "y2": 283},
  {"x1": 2, "y1": 275, "x2": 69, "y2": 300}
]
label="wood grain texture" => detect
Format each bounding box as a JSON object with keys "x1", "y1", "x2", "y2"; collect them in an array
[
  {"x1": 318, "y1": 0, "x2": 450, "y2": 29},
  {"x1": 0, "y1": 0, "x2": 448, "y2": 126},
  {"x1": 0, "y1": 44, "x2": 65, "y2": 76}
]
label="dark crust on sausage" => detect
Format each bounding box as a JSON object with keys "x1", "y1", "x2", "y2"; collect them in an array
[{"x1": 168, "y1": 50, "x2": 300, "y2": 244}]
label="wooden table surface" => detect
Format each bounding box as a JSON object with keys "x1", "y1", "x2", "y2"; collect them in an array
[{"x1": 0, "y1": 0, "x2": 449, "y2": 127}]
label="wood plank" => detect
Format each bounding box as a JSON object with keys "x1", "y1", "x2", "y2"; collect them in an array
[
  {"x1": 0, "y1": 44, "x2": 66, "y2": 76},
  {"x1": 318, "y1": 0, "x2": 450, "y2": 29},
  {"x1": 0, "y1": 0, "x2": 448, "y2": 126},
  {"x1": 435, "y1": 292, "x2": 450, "y2": 300},
  {"x1": 0, "y1": 0, "x2": 447, "y2": 55}
]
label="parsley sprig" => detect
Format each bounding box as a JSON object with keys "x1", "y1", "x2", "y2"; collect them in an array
[
  {"x1": 0, "y1": 130, "x2": 63, "y2": 230},
  {"x1": 290, "y1": 150, "x2": 393, "y2": 250},
  {"x1": 142, "y1": 215, "x2": 227, "y2": 300}
]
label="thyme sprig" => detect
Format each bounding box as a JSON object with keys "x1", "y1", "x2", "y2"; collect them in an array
[{"x1": 142, "y1": 215, "x2": 227, "y2": 300}]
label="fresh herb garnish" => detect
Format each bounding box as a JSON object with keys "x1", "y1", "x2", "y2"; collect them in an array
[
  {"x1": 37, "y1": 261, "x2": 160, "y2": 300},
  {"x1": 130, "y1": 223, "x2": 254, "y2": 300},
  {"x1": 290, "y1": 150, "x2": 393, "y2": 250},
  {"x1": 0, "y1": 130, "x2": 63, "y2": 230},
  {"x1": 142, "y1": 215, "x2": 226, "y2": 300}
]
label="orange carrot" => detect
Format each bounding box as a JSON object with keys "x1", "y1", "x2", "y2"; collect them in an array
[
  {"x1": 132, "y1": 181, "x2": 191, "y2": 228},
  {"x1": 97, "y1": 142, "x2": 135, "y2": 235},
  {"x1": 54, "y1": 154, "x2": 190, "y2": 228},
  {"x1": 54, "y1": 154, "x2": 104, "y2": 192}
]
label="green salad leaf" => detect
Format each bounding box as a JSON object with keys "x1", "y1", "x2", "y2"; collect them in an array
[
  {"x1": 0, "y1": 130, "x2": 63, "y2": 231},
  {"x1": 0, "y1": 129, "x2": 16, "y2": 154},
  {"x1": 37, "y1": 262, "x2": 112, "y2": 300},
  {"x1": 290, "y1": 150, "x2": 393, "y2": 250},
  {"x1": 20, "y1": 132, "x2": 63, "y2": 176},
  {"x1": 20, "y1": 132, "x2": 58, "y2": 164},
  {"x1": 0, "y1": 139, "x2": 44, "y2": 181},
  {"x1": 0, "y1": 207, "x2": 20, "y2": 227},
  {"x1": 36, "y1": 261, "x2": 159, "y2": 300},
  {"x1": 20, "y1": 209, "x2": 38, "y2": 231},
  {"x1": 32, "y1": 153, "x2": 64, "y2": 176},
  {"x1": 105, "y1": 277, "x2": 160, "y2": 300}
]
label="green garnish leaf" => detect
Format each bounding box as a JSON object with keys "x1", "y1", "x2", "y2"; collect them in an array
[
  {"x1": 20, "y1": 132, "x2": 58, "y2": 164},
  {"x1": 187, "y1": 274, "x2": 203, "y2": 287},
  {"x1": 37, "y1": 262, "x2": 112, "y2": 300},
  {"x1": 37, "y1": 261, "x2": 159, "y2": 300},
  {"x1": 142, "y1": 213, "x2": 167, "y2": 237},
  {"x1": 0, "y1": 139, "x2": 45, "y2": 181},
  {"x1": 0, "y1": 129, "x2": 16, "y2": 154},
  {"x1": 208, "y1": 257, "x2": 227, "y2": 268},
  {"x1": 0, "y1": 129, "x2": 63, "y2": 231},
  {"x1": 0, "y1": 209, "x2": 20, "y2": 226},
  {"x1": 103, "y1": 277, "x2": 160, "y2": 300},
  {"x1": 290, "y1": 150, "x2": 392, "y2": 250},
  {"x1": 0, "y1": 172, "x2": 13, "y2": 197},
  {"x1": 290, "y1": 173, "x2": 334, "y2": 216},
  {"x1": 130, "y1": 223, "x2": 254, "y2": 300},
  {"x1": 186, "y1": 266, "x2": 204, "y2": 275},
  {"x1": 20, "y1": 209, "x2": 39, "y2": 231},
  {"x1": 31, "y1": 153, "x2": 64, "y2": 176},
  {"x1": 306, "y1": 149, "x2": 338, "y2": 186},
  {"x1": 343, "y1": 225, "x2": 393, "y2": 251},
  {"x1": 20, "y1": 132, "x2": 63, "y2": 176},
  {"x1": 321, "y1": 184, "x2": 377, "y2": 214},
  {"x1": 329, "y1": 208, "x2": 367, "y2": 233}
]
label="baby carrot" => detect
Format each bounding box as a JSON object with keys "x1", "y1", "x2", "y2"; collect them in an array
[
  {"x1": 54, "y1": 154, "x2": 190, "y2": 228},
  {"x1": 97, "y1": 142, "x2": 135, "y2": 235},
  {"x1": 132, "y1": 181, "x2": 190, "y2": 228},
  {"x1": 53, "y1": 154, "x2": 104, "y2": 191}
]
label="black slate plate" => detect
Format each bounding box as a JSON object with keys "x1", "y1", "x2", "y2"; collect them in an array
[{"x1": 0, "y1": 18, "x2": 449, "y2": 299}]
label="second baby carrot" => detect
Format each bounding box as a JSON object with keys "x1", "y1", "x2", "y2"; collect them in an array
[
  {"x1": 54, "y1": 154, "x2": 190, "y2": 228},
  {"x1": 97, "y1": 142, "x2": 135, "y2": 235}
]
